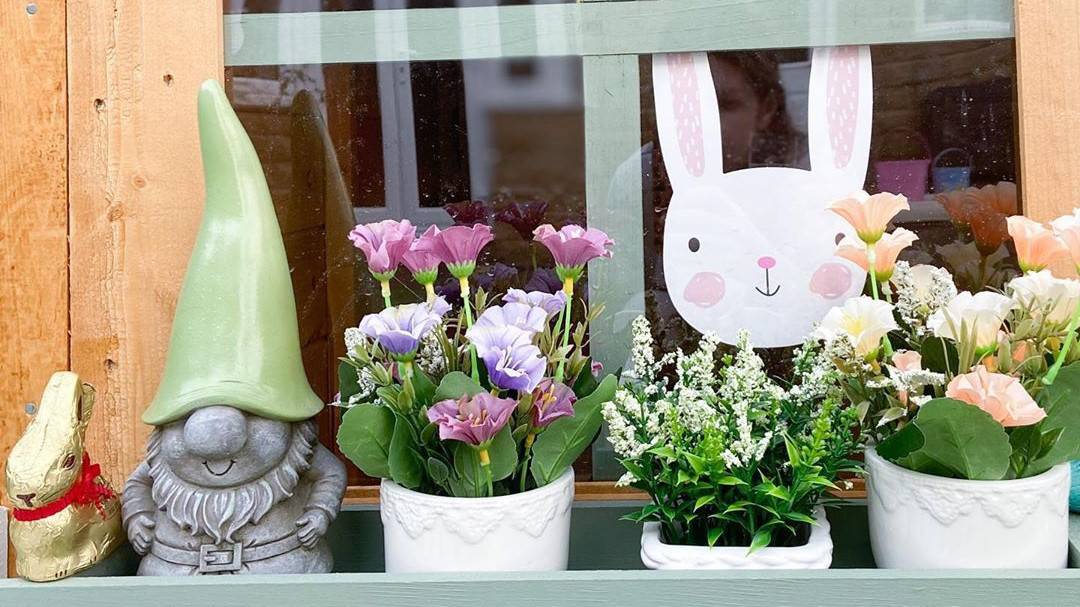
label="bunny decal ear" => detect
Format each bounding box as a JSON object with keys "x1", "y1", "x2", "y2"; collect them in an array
[
  {"x1": 652, "y1": 53, "x2": 724, "y2": 188},
  {"x1": 807, "y1": 46, "x2": 873, "y2": 190}
]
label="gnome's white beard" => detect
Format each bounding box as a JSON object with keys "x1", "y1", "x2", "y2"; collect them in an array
[{"x1": 146, "y1": 421, "x2": 317, "y2": 543}]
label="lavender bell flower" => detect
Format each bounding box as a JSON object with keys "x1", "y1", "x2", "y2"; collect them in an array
[
  {"x1": 427, "y1": 392, "x2": 517, "y2": 446},
  {"x1": 504, "y1": 288, "x2": 568, "y2": 319},
  {"x1": 533, "y1": 224, "x2": 615, "y2": 283},
  {"x1": 466, "y1": 325, "x2": 547, "y2": 392},
  {"x1": 474, "y1": 302, "x2": 548, "y2": 335},
  {"x1": 531, "y1": 379, "x2": 576, "y2": 427},
  {"x1": 358, "y1": 297, "x2": 451, "y2": 360}
]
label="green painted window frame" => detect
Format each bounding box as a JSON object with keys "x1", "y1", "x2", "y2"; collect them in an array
[{"x1": 222, "y1": 0, "x2": 1015, "y2": 479}]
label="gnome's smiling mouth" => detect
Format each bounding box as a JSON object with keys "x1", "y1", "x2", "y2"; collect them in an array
[{"x1": 203, "y1": 460, "x2": 236, "y2": 477}]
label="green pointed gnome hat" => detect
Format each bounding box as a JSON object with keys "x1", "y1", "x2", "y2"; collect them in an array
[{"x1": 142, "y1": 80, "x2": 324, "y2": 426}]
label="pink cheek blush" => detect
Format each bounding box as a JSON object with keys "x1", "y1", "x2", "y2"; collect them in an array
[
  {"x1": 810, "y1": 263, "x2": 853, "y2": 300},
  {"x1": 684, "y1": 272, "x2": 725, "y2": 308}
]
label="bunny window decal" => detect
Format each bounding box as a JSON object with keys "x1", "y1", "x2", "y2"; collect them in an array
[{"x1": 653, "y1": 47, "x2": 872, "y2": 348}]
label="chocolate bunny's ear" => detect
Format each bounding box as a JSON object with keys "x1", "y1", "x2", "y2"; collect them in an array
[{"x1": 653, "y1": 52, "x2": 724, "y2": 190}]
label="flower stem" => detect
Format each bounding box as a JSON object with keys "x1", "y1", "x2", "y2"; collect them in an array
[
  {"x1": 866, "y1": 243, "x2": 894, "y2": 358},
  {"x1": 519, "y1": 432, "x2": 536, "y2": 493},
  {"x1": 1044, "y1": 298, "x2": 1080, "y2": 385},
  {"x1": 553, "y1": 279, "x2": 575, "y2": 384},
  {"x1": 479, "y1": 448, "x2": 493, "y2": 497},
  {"x1": 380, "y1": 279, "x2": 392, "y2": 309},
  {"x1": 424, "y1": 282, "x2": 436, "y2": 304},
  {"x1": 460, "y1": 276, "x2": 480, "y2": 382}
]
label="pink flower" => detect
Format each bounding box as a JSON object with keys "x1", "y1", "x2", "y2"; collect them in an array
[
  {"x1": 402, "y1": 225, "x2": 442, "y2": 279},
  {"x1": 533, "y1": 224, "x2": 614, "y2": 281},
  {"x1": 531, "y1": 380, "x2": 576, "y2": 428},
  {"x1": 1007, "y1": 216, "x2": 1068, "y2": 273},
  {"x1": 835, "y1": 228, "x2": 918, "y2": 283},
  {"x1": 414, "y1": 224, "x2": 494, "y2": 278},
  {"x1": 945, "y1": 367, "x2": 1047, "y2": 427},
  {"x1": 1050, "y1": 211, "x2": 1080, "y2": 270},
  {"x1": 829, "y1": 192, "x2": 910, "y2": 244},
  {"x1": 426, "y1": 392, "x2": 517, "y2": 446},
  {"x1": 348, "y1": 219, "x2": 416, "y2": 277},
  {"x1": 890, "y1": 350, "x2": 922, "y2": 406}
]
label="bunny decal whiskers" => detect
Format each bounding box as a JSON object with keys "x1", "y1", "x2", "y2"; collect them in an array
[{"x1": 653, "y1": 48, "x2": 872, "y2": 347}]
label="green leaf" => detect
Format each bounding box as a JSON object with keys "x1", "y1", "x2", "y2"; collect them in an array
[
  {"x1": 376, "y1": 386, "x2": 400, "y2": 408},
  {"x1": 694, "y1": 495, "x2": 715, "y2": 511},
  {"x1": 784, "y1": 436, "x2": 800, "y2": 467},
  {"x1": 531, "y1": 375, "x2": 616, "y2": 486},
  {"x1": 785, "y1": 511, "x2": 817, "y2": 525},
  {"x1": 572, "y1": 363, "x2": 600, "y2": 398},
  {"x1": 676, "y1": 469, "x2": 694, "y2": 485},
  {"x1": 921, "y1": 338, "x2": 958, "y2": 375},
  {"x1": 336, "y1": 404, "x2": 395, "y2": 478},
  {"x1": 684, "y1": 452, "x2": 707, "y2": 475},
  {"x1": 411, "y1": 367, "x2": 437, "y2": 406},
  {"x1": 884, "y1": 398, "x2": 1012, "y2": 480},
  {"x1": 338, "y1": 360, "x2": 361, "y2": 402},
  {"x1": 1026, "y1": 363, "x2": 1080, "y2": 475},
  {"x1": 388, "y1": 415, "x2": 424, "y2": 489},
  {"x1": 748, "y1": 527, "x2": 773, "y2": 554},
  {"x1": 713, "y1": 475, "x2": 747, "y2": 487},
  {"x1": 433, "y1": 371, "x2": 485, "y2": 403},
  {"x1": 647, "y1": 445, "x2": 677, "y2": 460},
  {"x1": 707, "y1": 526, "x2": 724, "y2": 547},
  {"x1": 452, "y1": 425, "x2": 518, "y2": 487},
  {"x1": 427, "y1": 457, "x2": 450, "y2": 485}
]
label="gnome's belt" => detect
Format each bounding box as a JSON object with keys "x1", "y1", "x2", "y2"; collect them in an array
[{"x1": 151, "y1": 534, "x2": 303, "y2": 573}]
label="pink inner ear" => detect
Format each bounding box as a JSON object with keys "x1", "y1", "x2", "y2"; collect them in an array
[
  {"x1": 826, "y1": 47, "x2": 859, "y2": 170},
  {"x1": 668, "y1": 54, "x2": 706, "y2": 178}
]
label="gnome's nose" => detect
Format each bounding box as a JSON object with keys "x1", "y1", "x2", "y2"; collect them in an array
[{"x1": 183, "y1": 406, "x2": 248, "y2": 458}]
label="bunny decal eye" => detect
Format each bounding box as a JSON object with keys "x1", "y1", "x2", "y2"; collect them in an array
[
  {"x1": 62, "y1": 454, "x2": 77, "y2": 469},
  {"x1": 653, "y1": 47, "x2": 872, "y2": 348}
]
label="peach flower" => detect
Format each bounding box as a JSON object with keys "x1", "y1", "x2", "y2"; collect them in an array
[
  {"x1": 890, "y1": 350, "x2": 922, "y2": 405},
  {"x1": 1007, "y1": 216, "x2": 1068, "y2": 273},
  {"x1": 829, "y1": 191, "x2": 910, "y2": 244},
  {"x1": 1050, "y1": 210, "x2": 1080, "y2": 270},
  {"x1": 836, "y1": 228, "x2": 918, "y2": 283},
  {"x1": 945, "y1": 367, "x2": 1046, "y2": 427}
]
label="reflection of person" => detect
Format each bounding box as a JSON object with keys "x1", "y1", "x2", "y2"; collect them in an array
[{"x1": 709, "y1": 52, "x2": 808, "y2": 172}]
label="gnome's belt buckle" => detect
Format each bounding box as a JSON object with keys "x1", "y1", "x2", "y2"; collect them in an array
[{"x1": 198, "y1": 543, "x2": 243, "y2": 573}]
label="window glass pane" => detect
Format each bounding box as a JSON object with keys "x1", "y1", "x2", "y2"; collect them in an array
[
  {"x1": 224, "y1": 57, "x2": 585, "y2": 482},
  {"x1": 637, "y1": 40, "x2": 1019, "y2": 358}
]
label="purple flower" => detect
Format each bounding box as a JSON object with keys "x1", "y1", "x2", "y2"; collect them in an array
[
  {"x1": 533, "y1": 224, "x2": 614, "y2": 279},
  {"x1": 466, "y1": 325, "x2": 546, "y2": 392},
  {"x1": 474, "y1": 302, "x2": 549, "y2": 335},
  {"x1": 591, "y1": 360, "x2": 604, "y2": 376},
  {"x1": 444, "y1": 200, "x2": 490, "y2": 226},
  {"x1": 524, "y1": 268, "x2": 562, "y2": 294},
  {"x1": 402, "y1": 225, "x2": 442, "y2": 282},
  {"x1": 348, "y1": 219, "x2": 416, "y2": 277},
  {"x1": 472, "y1": 262, "x2": 519, "y2": 293},
  {"x1": 414, "y1": 224, "x2": 494, "y2": 278},
  {"x1": 497, "y1": 199, "x2": 549, "y2": 240},
  {"x1": 358, "y1": 298, "x2": 451, "y2": 360},
  {"x1": 531, "y1": 379, "x2": 576, "y2": 427},
  {"x1": 427, "y1": 392, "x2": 517, "y2": 446},
  {"x1": 504, "y1": 289, "x2": 567, "y2": 318}
]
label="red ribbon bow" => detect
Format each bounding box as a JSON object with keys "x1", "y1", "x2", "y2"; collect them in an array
[{"x1": 12, "y1": 453, "x2": 116, "y2": 522}]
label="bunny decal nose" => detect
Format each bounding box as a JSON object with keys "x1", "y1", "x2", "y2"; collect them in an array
[
  {"x1": 757, "y1": 256, "x2": 776, "y2": 270},
  {"x1": 684, "y1": 272, "x2": 725, "y2": 308}
]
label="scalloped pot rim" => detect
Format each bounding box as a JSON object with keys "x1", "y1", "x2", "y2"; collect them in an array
[
  {"x1": 380, "y1": 467, "x2": 574, "y2": 504},
  {"x1": 865, "y1": 446, "x2": 1070, "y2": 488}
]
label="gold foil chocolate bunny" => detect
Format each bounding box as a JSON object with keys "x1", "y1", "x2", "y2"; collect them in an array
[{"x1": 5, "y1": 372, "x2": 123, "y2": 581}]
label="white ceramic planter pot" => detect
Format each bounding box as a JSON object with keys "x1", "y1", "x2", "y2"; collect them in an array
[
  {"x1": 866, "y1": 447, "x2": 1071, "y2": 569},
  {"x1": 379, "y1": 469, "x2": 574, "y2": 573},
  {"x1": 639, "y1": 506, "x2": 833, "y2": 569}
]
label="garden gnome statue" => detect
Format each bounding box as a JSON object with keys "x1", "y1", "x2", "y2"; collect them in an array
[
  {"x1": 121, "y1": 80, "x2": 347, "y2": 575},
  {"x1": 5, "y1": 372, "x2": 124, "y2": 581}
]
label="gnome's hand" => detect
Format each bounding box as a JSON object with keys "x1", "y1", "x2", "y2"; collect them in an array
[
  {"x1": 127, "y1": 513, "x2": 156, "y2": 555},
  {"x1": 296, "y1": 509, "x2": 330, "y2": 548}
]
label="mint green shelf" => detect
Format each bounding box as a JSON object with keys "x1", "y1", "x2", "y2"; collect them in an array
[
  {"x1": 224, "y1": 0, "x2": 1014, "y2": 66},
  {"x1": 1, "y1": 504, "x2": 1077, "y2": 606}
]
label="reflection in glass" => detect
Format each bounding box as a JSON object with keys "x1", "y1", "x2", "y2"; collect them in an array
[
  {"x1": 226, "y1": 0, "x2": 571, "y2": 14},
  {"x1": 225, "y1": 56, "x2": 585, "y2": 482}
]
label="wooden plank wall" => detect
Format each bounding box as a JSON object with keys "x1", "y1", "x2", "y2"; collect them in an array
[
  {"x1": 66, "y1": 0, "x2": 224, "y2": 480},
  {"x1": 1015, "y1": 0, "x2": 1080, "y2": 223}
]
